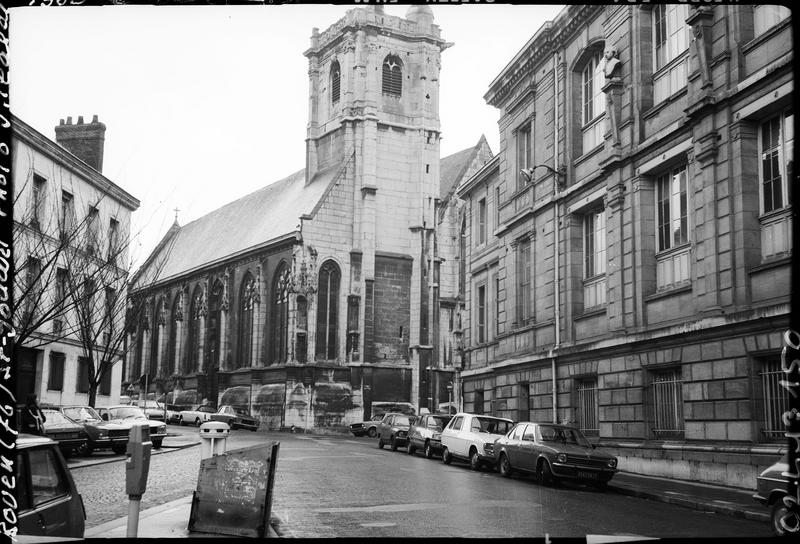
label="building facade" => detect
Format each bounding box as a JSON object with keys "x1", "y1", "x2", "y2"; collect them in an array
[
  {"x1": 457, "y1": 4, "x2": 793, "y2": 487},
  {"x1": 128, "y1": 6, "x2": 491, "y2": 430},
  {"x1": 13, "y1": 114, "x2": 139, "y2": 407}
]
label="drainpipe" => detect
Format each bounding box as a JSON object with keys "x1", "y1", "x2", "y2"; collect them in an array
[{"x1": 551, "y1": 51, "x2": 561, "y2": 425}]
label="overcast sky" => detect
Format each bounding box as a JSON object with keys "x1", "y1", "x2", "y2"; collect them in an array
[{"x1": 9, "y1": 3, "x2": 563, "y2": 269}]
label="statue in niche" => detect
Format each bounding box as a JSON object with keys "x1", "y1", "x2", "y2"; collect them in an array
[
  {"x1": 603, "y1": 45, "x2": 622, "y2": 146},
  {"x1": 603, "y1": 45, "x2": 621, "y2": 82}
]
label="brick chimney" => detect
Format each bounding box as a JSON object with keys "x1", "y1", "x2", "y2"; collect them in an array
[{"x1": 54, "y1": 115, "x2": 106, "y2": 172}]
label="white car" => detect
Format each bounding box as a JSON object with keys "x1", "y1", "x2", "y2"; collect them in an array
[
  {"x1": 179, "y1": 405, "x2": 217, "y2": 427},
  {"x1": 440, "y1": 412, "x2": 514, "y2": 471}
]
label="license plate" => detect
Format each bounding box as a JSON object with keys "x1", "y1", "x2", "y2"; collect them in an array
[{"x1": 578, "y1": 471, "x2": 598, "y2": 480}]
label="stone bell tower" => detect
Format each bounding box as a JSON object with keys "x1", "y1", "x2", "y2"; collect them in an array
[{"x1": 302, "y1": 6, "x2": 452, "y2": 411}]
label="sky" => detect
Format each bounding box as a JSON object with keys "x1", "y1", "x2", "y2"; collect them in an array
[{"x1": 9, "y1": 3, "x2": 564, "y2": 269}]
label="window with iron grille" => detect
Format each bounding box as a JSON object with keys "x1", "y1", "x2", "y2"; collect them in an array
[
  {"x1": 76, "y1": 356, "x2": 90, "y2": 394},
  {"x1": 650, "y1": 368, "x2": 684, "y2": 438},
  {"x1": 331, "y1": 60, "x2": 341, "y2": 103},
  {"x1": 576, "y1": 377, "x2": 599, "y2": 436},
  {"x1": 382, "y1": 55, "x2": 402, "y2": 96},
  {"x1": 47, "y1": 352, "x2": 65, "y2": 391},
  {"x1": 759, "y1": 358, "x2": 791, "y2": 441},
  {"x1": 99, "y1": 361, "x2": 112, "y2": 396}
]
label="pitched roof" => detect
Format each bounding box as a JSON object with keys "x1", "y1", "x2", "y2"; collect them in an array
[{"x1": 439, "y1": 135, "x2": 492, "y2": 201}]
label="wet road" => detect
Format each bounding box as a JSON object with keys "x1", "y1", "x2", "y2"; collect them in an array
[{"x1": 70, "y1": 429, "x2": 773, "y2": 538}]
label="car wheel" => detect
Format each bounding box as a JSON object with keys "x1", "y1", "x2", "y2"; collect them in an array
[
  {"x1": 179, "y1": 417, "x2": 185, "y2": 426},
  {"x1": 195, "y1": 418, "x2": 201, "y2": 427},
  {"x1": 390, "y1": 437, "x2": 398, "y2": 452},
  {"x1": 152, "y1": 439, "x2": 163, "y2": 450},
  {"x1": 771, "y1": 496, "x2": 800, "y2": 537},
  {"x1": 442, "y1": 447, "x2": 452, "y2": 465},
  {"x1": 76, "y1": 442, "x2": 93, "y2": 457},
  {"x1": 469, "y1": 448, "x2": 481, "y2": 471},
  {"x1": 368, "y1": 427, "x2": 377, "y2": 438},
  {"x1": 407, "y1": 442, "x2": 416, "y2": 455},
  {"x1": 112, "y1": 444, "x2": 126, "y2": 455},
  {"x1": 499, "y1": 453, "x2": 513, "y2": 478},
  {"x1": 424, "y1": 441, "x2": 433, "y2": 459},
  {"x1": 538, "y1": 460, "x2": 557, "y2": 486},
  {"x1": 378, "y1": 437, "x2": 385, "y2": 449}
]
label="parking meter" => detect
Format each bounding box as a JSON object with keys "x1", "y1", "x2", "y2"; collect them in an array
[{"x1": 125, "y1": 422, "x2": 152, "y2": 498}]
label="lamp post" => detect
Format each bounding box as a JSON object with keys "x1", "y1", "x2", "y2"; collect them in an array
[{"x1": 447, "y1": 381, "x2": 453, "y2": 415}]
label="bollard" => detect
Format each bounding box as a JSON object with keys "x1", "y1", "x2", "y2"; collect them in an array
[{"x1": 199, "y1": 421, "x2": 230, "y2": 459}]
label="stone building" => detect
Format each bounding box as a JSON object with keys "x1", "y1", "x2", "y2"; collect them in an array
[
  {"x1": 128, "y1": 6, "x2": 491, "y2": 430},
  {"x1": 13, "y1": 114, "x2": 139, "y2": 406},
  {"x1": 456, "y1": 4, "x2": 793, "y2": 487}
]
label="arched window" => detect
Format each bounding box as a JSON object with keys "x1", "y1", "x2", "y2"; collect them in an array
[
  {"x1": 150, "y1": 298, "x2": 162, "y2": 378},
  {"x1": 187, "y1": 286, "x2": 202, "y2": 373},
  {"x1": 167, "y1": 293, "x2": 180, "y2": 376},
  {"x1": 331, "y1": 60, "x2": 341, "y2": 104},
  {"x1": 382, "y1": 55, "x2": 402, "y2": 96},
  {"x1": 237, "y1": 273, "x2": 255, "y2": 369},
  {"x1": 581, "y1": 49, "x2": 605, "y2": 152},
  {"x1": 207, "y1": 280, "x2": 224, "y2": 370},
  {"x1": 271, "y1": 264, "x2": 290, "y2": 364},
  {"x1": 316, "y1": 261, "x2": 340, "y2": 361}
]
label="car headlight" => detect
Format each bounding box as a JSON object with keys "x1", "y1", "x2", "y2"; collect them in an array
[
  {"x1": 97, "y1": 430, "x2": 108, "y2": 439},
  {"x1": 432, "y1": 432, "x2": 441, "y2": 440},
  {"x1": 607, "y1": 458, "x2": 617, "y2": 469},
  {"x1": 557, "y1": 453, "x2": 568, "y2": 463},
  {"x1": 483, "y1": 443, "x2": 495, "y2": 455}
]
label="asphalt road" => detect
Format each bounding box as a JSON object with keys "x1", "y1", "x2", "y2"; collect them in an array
[{"x1": 70, "y1": 428, "x2": 773, "y2": 538}]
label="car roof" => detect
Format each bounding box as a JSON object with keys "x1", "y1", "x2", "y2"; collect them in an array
[{"x1": 453, "y1": 412, "x2": 513, "y2": 422}]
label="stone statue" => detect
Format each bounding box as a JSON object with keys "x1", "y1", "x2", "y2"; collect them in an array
[
  {"x1": 603, "y1": 45, "x2": 622, "y2": 146},
  {"x1": 603, "y1": 45, "x2": 621, "y2": 82}
]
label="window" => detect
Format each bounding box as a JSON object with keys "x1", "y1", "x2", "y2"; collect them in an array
[
  {"x1": 450, "y1": 415, "x2": 464, "y2": 430},
  {"x1": 331, "y1": 60, "x2": 341, "y2": 103},
  {"x1": 207, "y1": 280, "x2": 223, "y2": 370},
  {"x1": 108, "y1": 218, "x2": 119, "y2": 264},
  {"x1": 60, "y1": 191, "x2": 75, "y2": 241},
  {"x1": 517, "y1": 123, "x2": 531, "y2": 188},
  {"x1": 583, "y1": 209, "x2": 607, "y2": 308},
  {"x1": 316, "y1": 261, "x2": 340, "y2": 361},
  {"x1": 473, "y1": 390, "x2": 484, "y2": 415},
  {"x1": 27, "y1": 448, "x2": 69, "y2": 507},
  {"x1": 99, "y1": 361, "x2": 112, "y2": 396},
  {"x1": 754, "y1": 5, "x2": 790, "y2": 36},
  {"x1": 576, "y1": 377, "x2": 599, "y2": 436},
  {"x1": 167, "y1": 294, "x2": 180, "y2": 375},
  {"x1": 47, "y1": 352, "x2": 65, "y2": 391},
  {"x1": 651, "y1": 368, "x2": 684, "y2": 438},
  {"x1": 518, "y1": 383, "x2": 529, "y2": 423},
  {"x1": 272, "y1": 265, "x2": 290, "y2": 364},
  {"x1": 31, "y1": 174, "x2": 46, "y2": 228},
  {"x1": 81, "y1": 277, "x2": 96, "y2": 319},
  {"x1": 476, "y1": 284, "x2": 486, "y2": 344},
  {"x1": 55, "y1": 268, "x2": 68, "y2": 312},
  {"x1": 187, "y1": 286, "x2": 202, "y2": 373},
  {"x1": 759, "y1": 110, "x2": 793, "y2": 259},
  {"x1": 238, "y1": 273, "x2": 255, "y2": 369},
  {"x1": 494, "y1": 275, "x2": 500, "y2": 339},
  {"x1": 477, "y1": 197, "x2": 487, "y2": 245},
  {"x1": 76, "y1": 356, "x2": 90, "y2": 394},
  {"x1": 104, "y1": 287, "x2": 116, "y2": 330},
  {"x1": 150, "y1": 298, "x2": 161, "y2": 377},
  {"x1": 582, "y1": 50, "x2": 605, "y2": 151},
  {"x1": 382, "y1": 55, "x2": 402, "y2": 96},
  {"x1": 759, "y1": 358, "x2": 791, "y2": 440},
  {"x1": 495, "y1": 187, "x2": 500, "y2": 228},
  {"x1": 652, "y1": 3, "x2": 689, "y2": 103},
  {"x1": 516, "y1": 239, "x2": 531, "y2": 324},
  {"x1": 24, "y1": 257, "x2": 42, "y2": 318},
  {"x1": 86, "y1": 207, "x2": 99, "y2": 254},
  {"x1": 656, "y1": 164, "x2": 690, "y2": 289}
]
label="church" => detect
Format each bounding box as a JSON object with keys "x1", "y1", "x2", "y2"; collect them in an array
[{"x1": 127, "y1": 5, "x2": 492, "y2": 430}]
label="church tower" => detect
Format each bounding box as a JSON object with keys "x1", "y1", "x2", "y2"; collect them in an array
[{"x1": 301, "y1": 6, "x2": 451, "y2": 414}]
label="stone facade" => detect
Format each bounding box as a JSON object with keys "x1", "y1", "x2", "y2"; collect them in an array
[{"x1": 457, "y1": 5, "x2": 794, "y2": 487}]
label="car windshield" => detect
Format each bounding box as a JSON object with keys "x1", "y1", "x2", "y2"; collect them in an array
[
  {"x1": 429, "y1": 416, "x2": 451, "y2": 430},
  {"x1": 537, "y1": 425, "x2": 592, "y2": 447},
  {"x1": 138, "y1": 401, "x2": 163, "y2": 410},
  {"x1": 232, "y1": 406, "x2": 250, "y2": 416},
  {"x1": 63, "y1": 406, "x2": 102, "y2": 422},
  {"x1": 394, "y1": 415, "x2": 412, "y2": 426},
  {"x1": 474, "y1": 417, "x2": 513, "y2": 435},
  {"x1": 109, "y1": 406, "x2": 146, "y2": 420},
  {"x1": 42, "y1": 410, "x2": 75, "y2": 426},
  {"x1": 200, "y1": 406, "x2": 216, "y2": 413}
]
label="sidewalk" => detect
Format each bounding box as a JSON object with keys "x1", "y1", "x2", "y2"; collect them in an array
[{"x1": 68, "y1": 430, "x2": 201, "y2": 469}]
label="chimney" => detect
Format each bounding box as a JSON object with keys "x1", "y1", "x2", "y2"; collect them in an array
[{"x1": 54, "y1": 114, "x2": 106, "y2": 172}]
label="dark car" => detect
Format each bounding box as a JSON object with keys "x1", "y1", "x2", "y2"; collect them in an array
[
  {"x1": 210, "y1": 405, "x2": 259, "y2": 431},
  {"x1": 349, "y1": 414, "x2": 385, "y2": 438},
  {"x1": 493, "y1": 422, "x2": 618, "y2": 489},
  {"x1": 101, "y1": 405, "x2": 167, "y2": 449},
  {"x1": 377, "y1": 413, "x2": 415, "y2": 451},
  {"x1": 753, "y1": 454, "x2": 799, "y2": 536},
  {"x1": 16, "y1": 434, "x2": 86, "y2": 538},
  {"x1": 59, "y1": 405, "x2": 132, "y2": 456},
  {"x1": 407, "y1": 413, "x2": 452, "y2": 458},
  {"x1": 41, "y1": 409, "x2": 88, "y2": 457}
]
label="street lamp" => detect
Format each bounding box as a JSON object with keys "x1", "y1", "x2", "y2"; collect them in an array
[{"x1": 520, "y1": 164, "x2": 565, "y2": 187}]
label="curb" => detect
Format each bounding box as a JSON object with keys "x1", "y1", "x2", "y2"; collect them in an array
[
  {"x1": 607, "y1": 484, "x2": 770, "y2": 523},
  {"x1": 68, "y1": 439, "x2": 201, "y2": 469}
]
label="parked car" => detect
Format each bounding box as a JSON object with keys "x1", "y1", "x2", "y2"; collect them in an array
[
  {"x1": 407, "y1": 413, "x2": 452, "y2": 458},
  {"x1": 210, "y1": 405, "x2": 259, "y2": 431},
  {"x1": 58, "y1": 405, "x2": 131, "y2": 456},
  {"x1": 135, "y1": 399, "x2": 166, "y2": 421},
  {"x1": 180, "y1": 404, "x2": 217, "y2": 427},
  {"x1": 165, "y1": 404, "x2": 189, "y2": 424},
  {"x1": 377, "y1": 412, "x2": 415, "y2": 451},
  {"x1": 100, "y1": 405, "x2": 167, "y2": 449},
  {"x1": 754, "y1": 454, "x2": 799, "y2": 537},
  {"x1": 440, "y1": 412, "x2": 514, "y2": 470},
  {"x1": 16, "y1": 433, "x2": 85, "y2": 538},
  {"x1": 493, "y1": 422, "x2": 618, "y2": 489},
  {"x1": 349, "y1": 414, "x2": 385, "y2": 438},
  {"x1": 41, "y1": 408, "x2": 88, "y2": 457}
]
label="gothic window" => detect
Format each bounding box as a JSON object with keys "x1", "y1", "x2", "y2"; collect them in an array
[
  {"x1": 382, "y1": 55, "x2": 402, "y2": 96},
  {"x1": 167, "y1": 293, "x2": 180, "y2": 376},
  {"x1": 316, "y1": 260, "x2": 340, "y2": 361},
  {"x1": 238, "y1": 273, "x2": 255, "y2": 369},
  {"x1": 271, "y1": 264, "x2": 290, "y2": 364},
  {"x1": 331, "y1": 60, "x2": 341, "y2": 104},
  {"x1": 207, "y1": 280, "x2": 224, "y2": 369},
  {"x1": 187, "y1": 286, "x2": 202, "y2": 373},
  {"x1": 150, "y1": 298, "x2": 162, "y2": 378}
]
